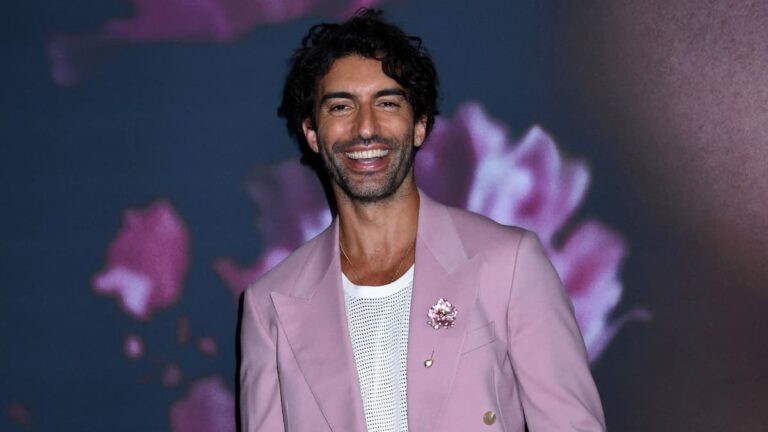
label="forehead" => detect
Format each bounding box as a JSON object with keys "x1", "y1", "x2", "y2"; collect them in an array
[{"x1": 317, "y1": 56, "x2": 403, "y2": 97}]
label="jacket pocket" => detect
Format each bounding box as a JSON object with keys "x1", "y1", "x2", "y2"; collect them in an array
[{"x1": 461, "y1": 321, "x2": 496, "y2": 355}]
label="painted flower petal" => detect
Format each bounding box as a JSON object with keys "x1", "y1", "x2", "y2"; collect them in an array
[
  {"x1": 197, "y1": 337, "x2": 219, "y2": 356},
  {"x1": 124, "y1": 333, "x2": 145, "y2": 360},
  {"x1": 92, "y1": 200, "x2": 190, "y2": 321},
  {"x1": 6, "y1": 403, "x2": 32, "y2": 428},
  {"x1": 48, "y1": 0, "x2": 382, "y2": 86},
  {"x1": 163, "y1": 363, "x2": 184, "y2": 388},
  {"x1": 549, "y1": 221, "x2": 643, "y2": 360},
  {"x1": 170, "y1": 376, "x2": 235, "y2": 432},
  {"x1": 214, "y1": 248, "x2": 291, "y2": 301},
  {"x1": 416, "y1": 102, "x2": 637, "y2": 360},
  {"x1": 416, "y1": 113, "x2": 479, "y2": 207},
  {"x1": 47, "y1": 34, "x2": 117, "y2": 87},
  {"x1": 443, "y1": 104, "x2": 589, "y2": 243},
  {"x1": 245, "y1": 160, "x2": 332, "y2": 251},
  {"x1": 507, "y1": 126, "x2": 589, "y2": 242},
  {"x1": 214, "y1": 160, "x2": 330, "y2": 300},
  {"x1": 104, "y1": 0, "x2": 316, "y2": 43}
]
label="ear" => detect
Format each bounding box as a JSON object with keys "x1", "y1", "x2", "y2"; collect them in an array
[
  {"x1": 414, "y1": 116, "x2": 427, "y2": 148},
  {"x1": 302, "y1": 118, "x2": 320, "y2": 153}
]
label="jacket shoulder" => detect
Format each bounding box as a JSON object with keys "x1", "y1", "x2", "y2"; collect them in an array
[{"x1": 443, "y1": 205, "x2": 529, "y2": 256}]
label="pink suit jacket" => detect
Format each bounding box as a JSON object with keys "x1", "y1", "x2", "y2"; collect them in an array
[{"x1": 240, "y1": 190, "x2": 606, "y2": 431}]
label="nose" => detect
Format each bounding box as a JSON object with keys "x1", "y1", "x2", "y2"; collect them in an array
[{"x1": 354, "y1": 104, "x2": 378, "y2": 141}]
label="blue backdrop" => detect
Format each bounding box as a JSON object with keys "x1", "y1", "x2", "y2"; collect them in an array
[{"x1": 2, "y1": 0, "x2": 767, "y2": 430}]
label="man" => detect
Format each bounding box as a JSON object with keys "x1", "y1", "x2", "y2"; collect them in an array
[{"x1": 240, "y1": 9, "x2": 606, "y2": 432}]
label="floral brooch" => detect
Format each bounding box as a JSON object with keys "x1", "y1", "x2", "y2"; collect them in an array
[{"x1": 427, "y1": 298, "x2": 458, "y2": 329}]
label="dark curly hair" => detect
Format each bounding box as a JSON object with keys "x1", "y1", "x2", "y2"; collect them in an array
[{"x1": 278, "y1": 9, "x2": 439, "y2": 164}]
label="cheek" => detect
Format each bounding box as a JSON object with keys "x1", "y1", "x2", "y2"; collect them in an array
[
  {"x1": 383, "y1": 117, "x2": 417, "y2": 137},
  {"x1": 316, "y1": 118, "x2": 350, "y2": 141}
]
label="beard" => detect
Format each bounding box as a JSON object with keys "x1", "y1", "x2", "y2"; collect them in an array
[{"x1": 317, "y1": 130, "x2": 417, "y2": 203}]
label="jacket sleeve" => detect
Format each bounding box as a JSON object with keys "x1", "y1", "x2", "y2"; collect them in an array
[
  {"x1": 506, "y1": 231, "x2": 606, "y2": 431},
  {"x1": 240, "y1": 287, "x2": 286, "y2": 431}
]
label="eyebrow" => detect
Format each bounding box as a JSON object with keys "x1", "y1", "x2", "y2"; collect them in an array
[
  {"x1": 319, "y1": 88, "x2": 407, "y2": 104},
  {"x1": 374, "y1": 88, "x2": 407, "y2": 98}
]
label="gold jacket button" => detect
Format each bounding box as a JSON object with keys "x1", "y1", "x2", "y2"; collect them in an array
[{"x1": 483, "y1": 411, "x2": 496, "y2": 425}]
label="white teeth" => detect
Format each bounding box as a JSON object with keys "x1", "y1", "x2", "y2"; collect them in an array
[{"x1": 345, "y1": 149, "x2": 389, "y2": 160}]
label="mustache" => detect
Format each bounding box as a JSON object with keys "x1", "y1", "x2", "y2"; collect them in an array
[{"x1": 331, "y1": 135, "x2": 399, "y2": 152}]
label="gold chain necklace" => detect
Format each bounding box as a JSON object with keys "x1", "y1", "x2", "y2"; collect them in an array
[{"x1": 339, "y1": 238, "x2": 416, "y2": 284}]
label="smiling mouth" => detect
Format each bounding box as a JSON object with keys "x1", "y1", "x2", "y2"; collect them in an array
[{"x1": 345, "y1": 149, "x2": 390, "y2": 160}]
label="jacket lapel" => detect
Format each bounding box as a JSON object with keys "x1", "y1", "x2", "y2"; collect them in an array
[
  {"x1": 408, "y1": 191, "x2": 483, "y2": 432},
  {"x1": 270, "y1": 220, "x2": 367, "y2": 432},
  {"x1": 270, "y1": 191, "x2": 482, "y2": 432}
]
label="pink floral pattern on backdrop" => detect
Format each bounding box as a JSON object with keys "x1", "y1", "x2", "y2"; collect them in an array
[
  {"x1": 48, "y1": 0, "x2": 382, "y2": 86},
  {"x1": 214, "y1": 158, "x2": 332, "y2": 300},
  {"x1": 215, "y1": 102, "x2": 644, "y2": 361},
  {"x1": 6, "y1": 403, "x2": 32, "y2": 428},
  {"x1": 418, "y1": 103, "x2": 648, "y2": 360},
  {"x1": 92, "y1": 200, "x2": 190, "y2": 321},
  {"x1": 170, "y1": 376, "x2": 235, "y2": 432},
  {"x1": 124, "y1": 333, "x2": 145, "y2": 360}
]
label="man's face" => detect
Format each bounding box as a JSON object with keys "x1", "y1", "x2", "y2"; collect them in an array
[{"x1": 302, "y1": 56, "x2": 427, "y2": 203}]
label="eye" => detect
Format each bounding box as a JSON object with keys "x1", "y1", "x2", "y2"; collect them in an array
[
  {"x1": 326, "y1": 103, "x2": 353, "y2": 116},
  {"x1": 329, "y1": 104, "x2": 349, "y2": 112},
  {"x1": 378, "y1": 100, "x2": 401, "y2": 109}
]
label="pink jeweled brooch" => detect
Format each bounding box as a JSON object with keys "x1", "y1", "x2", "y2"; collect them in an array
[{"x1": 427, "y1": 298, "x2": 458, "y2": 329}]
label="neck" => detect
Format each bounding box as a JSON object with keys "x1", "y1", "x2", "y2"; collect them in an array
[{"x1": 335, "y1": 178, "x2": 419, "y2": 286}]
